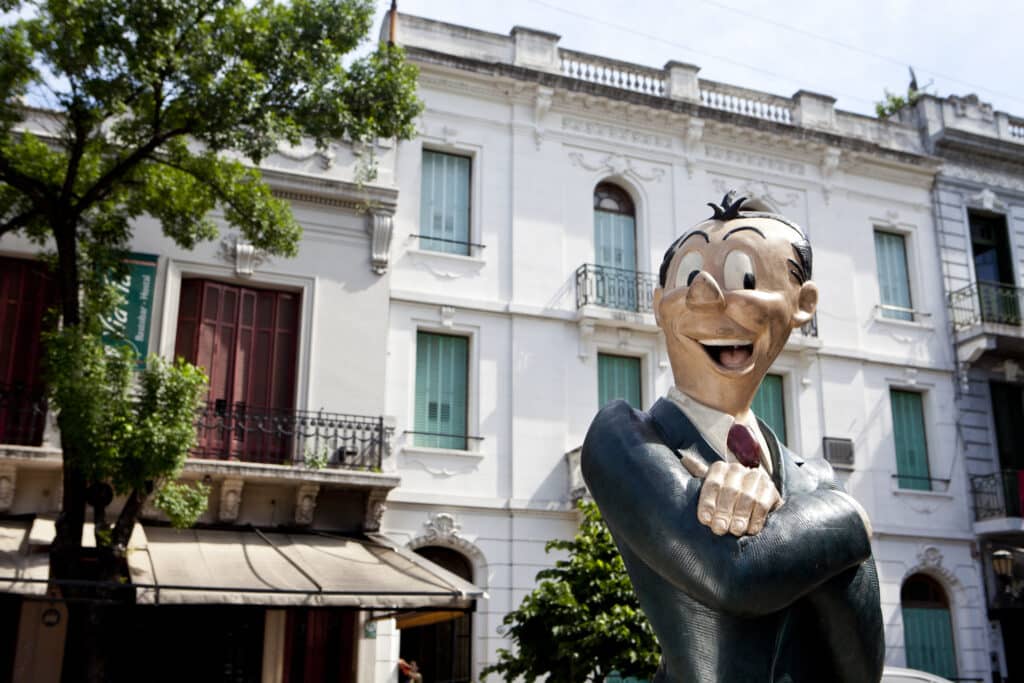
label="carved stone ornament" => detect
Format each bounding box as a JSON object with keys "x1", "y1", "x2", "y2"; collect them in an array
[
  {"x1": 534, "y1": 86, "x2": 554, "y2": 150},
  {"x1": 218, "y1": 478, "x2": 244, "y2": 523},
  {"x1": 424, "y1": 512, "x2": 461, "y2": 540},
  {"x1": 275, "y1": 141, "x2": 336, "y2": 170},
  {"x1": 440, "y1": 305, "x2": 456, "y2": 328},
  {"x1": 366, "y1": 210, "x2": 394, "y2": 275},
  {"x1": 294, "y1": 484, "x2": 319, "y2": 526},
  {"x1": 967, "y1": 188, "x2": 1006, "y2": 213},
  {"x1": 578, "y1": 320, "x2": 595, "y2": 359},
  {"x1": 568, "y1": 151, "x2": 665, "y2": 183},
  {"x1": 364, "y1": 489, "x2": 388, "y2": 532},
  {"x1": 0, "y1": 464, "x2": 16, "y2": 512},
  {"x1": 711, "y1": 178, "x2": 799, "y2": 212},
  {"x1": 218, "y1": 235, "x2": 267, "y2": 277},
  {"x1": 919, "y1": 545, "x2": 944, "y2": 568}
]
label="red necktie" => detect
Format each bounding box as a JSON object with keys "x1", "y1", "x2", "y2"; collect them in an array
[{"x1": 727, "y1": 423, "x2": 762, "y2": 469}]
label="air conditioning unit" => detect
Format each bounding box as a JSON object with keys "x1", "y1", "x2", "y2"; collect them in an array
[{"x1": 823, "y1": 437, "x2": 854, "y2": 469}]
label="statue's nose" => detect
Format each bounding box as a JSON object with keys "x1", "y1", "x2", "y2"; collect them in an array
[{"x1": 686, "y1": 271, "x2": 726, "y2": 310}]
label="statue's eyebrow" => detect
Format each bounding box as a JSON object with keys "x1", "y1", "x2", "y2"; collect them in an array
[
  {"x1": 678, "y1": 230, "x2": 709, "y2": 246},
  {"x1": 723, "y1": 226, "x2": 766, "y2": 240}
]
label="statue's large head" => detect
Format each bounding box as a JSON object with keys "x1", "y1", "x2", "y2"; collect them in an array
[{"x1": 653, "y1": 193, "x2": 817, "y2": 416}]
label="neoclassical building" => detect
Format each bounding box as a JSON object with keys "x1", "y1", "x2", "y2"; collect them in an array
[{"x1": 374, "y1": 11, "x2": 991, "y2": 683}]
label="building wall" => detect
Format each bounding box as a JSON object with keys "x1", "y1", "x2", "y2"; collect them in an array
[{"x1": 378, "y1": 14, "x2": 991, "y2": 683}]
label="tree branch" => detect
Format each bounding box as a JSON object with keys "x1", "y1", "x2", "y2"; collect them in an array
[{"x1": 0, "y1": 206, "x2": 41, "y2": 237}]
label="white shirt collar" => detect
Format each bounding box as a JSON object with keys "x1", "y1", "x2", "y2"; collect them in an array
[{"x1": 666, "y1": 386, "x2": 773, "y2": 474}]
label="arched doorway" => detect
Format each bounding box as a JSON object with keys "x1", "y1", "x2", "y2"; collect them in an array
[
  {"x1": 902, "y1": 573, "x2": 958, "y2": 679},
  {"x1": 400, "y1": 547, "x2": 473, "y2": 683}
]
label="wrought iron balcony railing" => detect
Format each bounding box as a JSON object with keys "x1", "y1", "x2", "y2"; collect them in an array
[
  {"x1": 971, "y1": 470, "x2": 1024, "y2": 521},
  {"x1": 949, "y1": 281, "x2": 1024, "y2": 330},
  {"x1": 574, "y1": 263, "x2": 818, "y2": 338},
  {"x1": 0, "y1": 384, "x2": 48, "y2": 447},
  {"x1": 575, "y1": 263, "x2": 657, "y2": 313},
  {"x1": 192, "y1": 402, "x2": 389, "y2": 471}
]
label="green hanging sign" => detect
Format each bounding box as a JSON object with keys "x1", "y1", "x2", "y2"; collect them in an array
[{"x1": 101, "y1": 252, "x2": 159, "y2": 362}]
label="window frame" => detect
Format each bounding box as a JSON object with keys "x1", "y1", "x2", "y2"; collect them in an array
[
  {"x1": 873, "y1": 229, "x2": 915, "y2": 321},
  {"x1": 890, "y1": 388, "x2": 933, "y2": 491},
  {"x1": 418, "y1": 148, "x2": 476, "y2": 257},
  {"x1": 412, "y1": 329, "x2": 472, "y2": 451}
]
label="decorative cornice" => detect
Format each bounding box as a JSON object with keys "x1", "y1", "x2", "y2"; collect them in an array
[{"x1": 568, "y1": 150, "x2": 665, "y2": 183}]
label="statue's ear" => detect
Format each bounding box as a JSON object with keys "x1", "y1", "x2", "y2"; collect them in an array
[
  {"x1": 791, "y1": 281, "x2": 818, "y2": 327},
  {"x1": 653, "y1": 287, "x2": 663, "y2": 326}
]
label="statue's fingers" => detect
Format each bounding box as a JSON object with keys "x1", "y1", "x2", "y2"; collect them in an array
[
  {"x1": 679, "y1": 449, "x2": 709, "y2": 479},
  {"x1": 711, "y1": 465, "x2": 744, "y2": 536},
  {"x1": 747, "y1": 477, "x2": 780, "y2": 535},
  {"x1": 729, "y1": 469, "x2": 762, "y2": 537},
  {"x1": 698, "y1": 461, "x2": 727, "y2": 527}
]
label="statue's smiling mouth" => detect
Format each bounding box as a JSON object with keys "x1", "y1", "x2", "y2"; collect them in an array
[{"x1": 698, "y1": 339, "x2": 754, "y2": 370}]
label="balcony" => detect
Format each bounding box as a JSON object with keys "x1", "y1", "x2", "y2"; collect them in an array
[
  {"x1": 573, "y1": 263, "x2": 819, "y2": 340},
  {"x1": 192, "y1": 402, "x2": 390, "y2": 471},
  {"x1": 949, "y1": 282, "x2": 1024, "y2": 363},
  {"x1": 971, "y1": 470, "x2": 1024, "y2": 533},
  {"x1": 575, "y1": 263, "x2": 657, "y2": 314}
]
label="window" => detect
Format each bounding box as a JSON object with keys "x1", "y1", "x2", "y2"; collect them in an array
[
  {"x1": 0, "y1": 256, "x2": 56, "y2": 446},
  {"x1": 874, "y1": 230, "x2": 913, "y2": 321},
  {"x1": 420, "y1": 150, "x2": 471, "y2": 255},
  {"x1": 969, "y1": 211, "x2": 1018, "y2": 324},
  {"x1": 891, "y1": 389, "x2": 930, "y2": 490},
  {"x1": 902, "y1": 574, "x2": 957, "y2": 680},
  {"x1": 414, "y1": 332, "x2": 469, "y2": 449},
  {"x1": 598, "y1": 353, "x2": 641, "y2": 409},
  {"x1": 175, "y1": 279, "x2": 299, "y2": 462},
  {"x1": 752, "y1": 374, "x2": 786, "y2": 445},
  {"x1": 593, "y1": 183, "x2": 638, "y2": 311}
]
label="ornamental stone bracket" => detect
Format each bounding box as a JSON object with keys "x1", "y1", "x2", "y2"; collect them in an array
[
  {"x1": 966, "y1": 188, "x2": 1006, "y2": 213},
  {"x1": 218, "y1": 235, "x2": 267, "y2": 277},
  {"x1": 0, "y1": 464, "x2": 16, "y2": 512},
  {"x1": 364, "y1": 489, "x2": 388, "y2": 532},
  {"x1": 533, "y1": 86, "x2": 554, "y2": 150},
  {"x1": 423, "y1": 512, "x2": 461, "y2": 540},
  {"x1": 294, "y1": 484, "x2": 320, "y2": 526},
  {"x1": 820, "y1": 147, "x2": 842, "y2": 204},
  {"x1": 218, "y1": 478, "x2": 244, "y2": 523},
  {"x1": 366, "y1": 210, "x2": 394, "y2": 275}
]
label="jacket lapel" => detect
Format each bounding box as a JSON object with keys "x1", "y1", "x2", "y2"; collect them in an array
[{"x1": 648, "y1": 398, "x2": 724, "y2": 467}]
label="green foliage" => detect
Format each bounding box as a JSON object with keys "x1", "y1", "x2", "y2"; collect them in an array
[
  {"x1": 45, "y1": 328, "x2": 209, "y2": 542},
  {"x1": 875, "y1": 87, "x2": 922, "y2": 118},
  {"x1": 0, "y1": 0, "x2": 422, "y2": 555},
  {"x1": 153, "y1": 480, "x2": 212, "y2": 529},
  {"x1": 482, "y1": 501, "x2": 660, "y2": 683}
]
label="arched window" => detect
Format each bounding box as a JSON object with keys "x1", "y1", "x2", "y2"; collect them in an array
[
  {"x1": 902, "y1": 574, "x2": 958, "y2": 679},
  {"x1": 400, "y1": 547, "x2": 473, "y2": 683},
  {"x1": 593, "y1": 182, "x2": 637, "y2": 310}
]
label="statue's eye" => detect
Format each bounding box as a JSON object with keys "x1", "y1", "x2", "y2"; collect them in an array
[
  {"x1": 675, "y1": 251, "x2": 703, "y2": 288},
  {"x1": 724, "y1": 251, "x2": 755, "y2": 290}
]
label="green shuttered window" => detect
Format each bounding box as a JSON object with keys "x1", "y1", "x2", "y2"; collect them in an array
[
  {"x1": 414, "y1": 332, "x2": 469, "y2": 450},
  {"x1": 891, "y1": 389, "x2": 931, "y2": 490},
  {"x1": 598, "y1": 353, "x2": 641, "y2": 409},
  {"x1": 420, "y1": 150, "x2": 471, "y2": 255},
  {"x1": 874, "y1": 231, "x2": 913, "y2": 321},
  {"x1": 752, "y1": 374, "x2": 786, "y2": 445},
  {"x1": 902, "y1": 574, "x2": 957, "y2": 680}
]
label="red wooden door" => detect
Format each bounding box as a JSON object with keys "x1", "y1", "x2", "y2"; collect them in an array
[
  {"x1": 175, "y1": 279, "x2": 298, "y2": 462},
  {"x1": 0, "y1": 257, "x2": 55, "y2": 445}
]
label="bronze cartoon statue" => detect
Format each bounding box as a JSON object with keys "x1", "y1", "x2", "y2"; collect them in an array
[{"x1": 582, "y1": 194, "x2": 884, "y2": 682}]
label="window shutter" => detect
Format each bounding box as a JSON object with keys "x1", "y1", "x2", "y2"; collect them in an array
[
  {"x1": 902, "y1": 607, "x2": 958, "y2": 680},
  {"x1": 891, "y1": 390, "x2": 930, "y2": 490},
  {"x1": 414, "y1": 332, "x2": 469, "y2": 449},
  {"x1": 598, "y1": 354, "x2": 642, "y2": 409},
  {"x1": 420, "y1": 151, "x2": 470, "y2": 255},
  {"x1": 874, "y1": 231, "x2": 912, "y2": 320},
  {"x1": 752, "y1": 374, "x2": 787, "y2": 445}
]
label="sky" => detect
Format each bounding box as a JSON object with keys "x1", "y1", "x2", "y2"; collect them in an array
[{"x1": 367, "y1": 0, "x2": 1023, "y2": 119}]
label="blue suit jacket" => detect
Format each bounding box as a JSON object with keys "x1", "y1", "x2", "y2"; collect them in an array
[{"x1": 581, "y1": 398, "x2": 884, "y2": 683}]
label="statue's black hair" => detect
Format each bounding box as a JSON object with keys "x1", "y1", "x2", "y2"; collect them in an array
[{"x1": 658, "y1": 191, "x2": 813, "y2": 287}]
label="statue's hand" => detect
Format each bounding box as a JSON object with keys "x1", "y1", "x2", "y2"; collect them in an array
[{"x1": 697, "y1": 461, "x2": 782, "y2": 537}]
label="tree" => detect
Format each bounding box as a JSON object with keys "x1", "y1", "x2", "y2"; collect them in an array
[
  {"x1": 482, "y1": 501, "x2": 660, "y2": 683},
  {"x1": 0, "y1": 0, "x2": 420, "y2": 583}
]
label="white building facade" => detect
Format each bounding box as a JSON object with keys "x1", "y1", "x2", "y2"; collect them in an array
[{"x1": 374, "y1": 12, "x2": 992, "y2": 683}]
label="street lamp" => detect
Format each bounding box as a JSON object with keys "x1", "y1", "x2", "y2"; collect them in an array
[{"x1": 993, "y1": 549, "x2": 1014, "y2": 580}]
